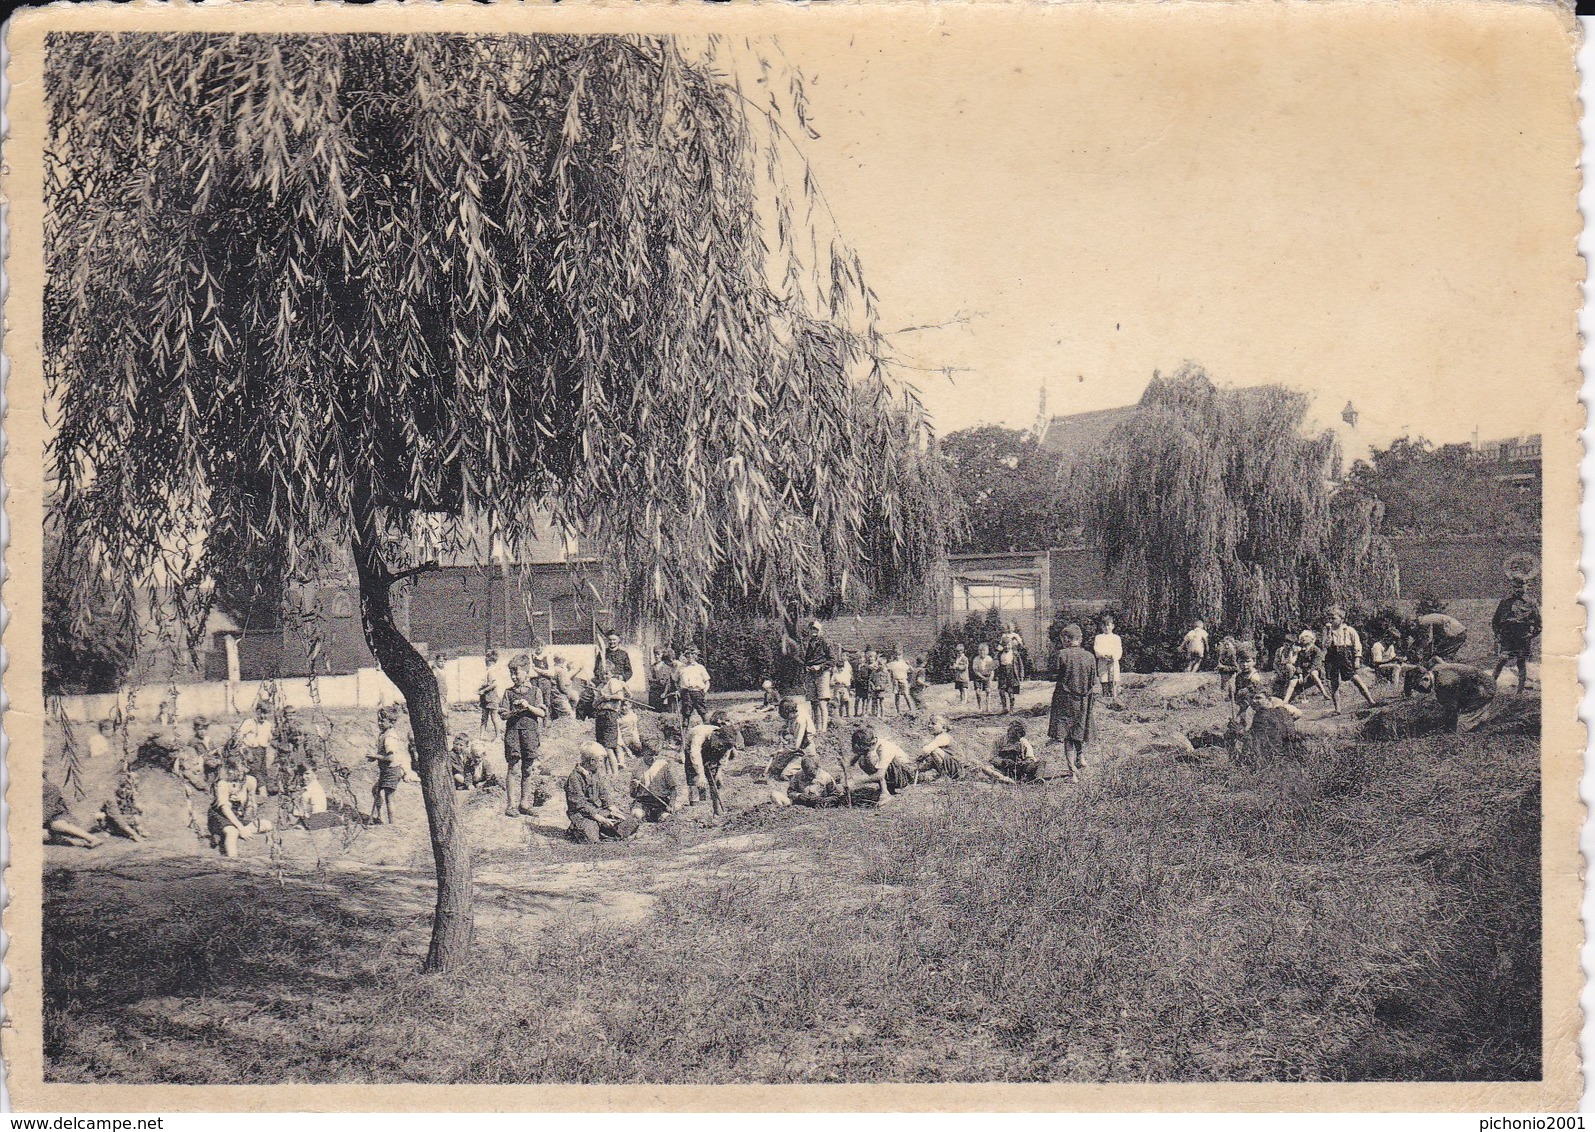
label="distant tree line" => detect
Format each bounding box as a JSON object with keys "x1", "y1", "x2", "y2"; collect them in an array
[{"x1": 1341, "y1": 435, "x2": 1540, "y2": 538}]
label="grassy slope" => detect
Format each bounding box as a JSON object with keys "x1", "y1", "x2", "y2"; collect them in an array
[{"x1": 44, "y1": 698, "x2": 1539, "y2": 1085}]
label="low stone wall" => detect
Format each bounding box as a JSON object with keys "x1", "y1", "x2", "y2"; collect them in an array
[{"x1": 54, "y1": 645, "x2": 648, "y2": 724}]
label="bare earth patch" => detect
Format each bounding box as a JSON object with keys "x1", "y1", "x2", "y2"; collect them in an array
[{"x1": 43, "y1": 672, "x2": 1539, "y2": 1084}]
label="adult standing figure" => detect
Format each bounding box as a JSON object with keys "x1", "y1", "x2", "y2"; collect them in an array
[
  {"x1": 649, "y1": 647, "x2": 680, "y2": 714},
  {"x1": 1048, "y1": 624, "x2": 1100, "y2": 780},
  {"x1": 595, "y1": 630, "x2": 634, "y2": 685},
  {"x1": 801, "y1": 619, "x2": 836, "y2": 732},
  {"x1": 1492, "y1": 577, "x2": 1542, "y2": 694}
]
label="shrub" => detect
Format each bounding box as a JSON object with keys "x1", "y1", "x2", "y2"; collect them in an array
[
  {"x1": 675, "y1": 617, "x2": 803, "y2": 694},
  {"x1": 924, "y1": 622, "x2": 966, "y2": 684},
  {"x1": 44, "y1": 570, "x2": 135, "y2": 696}
]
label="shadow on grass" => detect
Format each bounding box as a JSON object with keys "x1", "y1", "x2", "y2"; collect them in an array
[{"x1": 45, "y1": 708, "x2": 1543, "y2": 1086}]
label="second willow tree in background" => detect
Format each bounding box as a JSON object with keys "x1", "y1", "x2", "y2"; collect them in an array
[{"x1": 1073, "y1": 363, "x2": 1396, "y2": 641}]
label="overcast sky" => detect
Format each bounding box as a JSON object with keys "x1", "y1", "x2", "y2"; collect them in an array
[{"x1": 768, "y1": 7, "x2": 1576, "y2": 457}]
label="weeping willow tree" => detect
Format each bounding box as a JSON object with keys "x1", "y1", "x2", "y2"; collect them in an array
[
  {"x1": 44, "y1": 32, "x2": 951, "y2": 970},
  {"x1": 1073, "y1": 363, "x2": 1396, "y2": 641}
]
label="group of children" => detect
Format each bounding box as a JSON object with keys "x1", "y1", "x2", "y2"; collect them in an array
[
  {"x1": 453, "y1": 637, "x2": 742, "y2": 838},
  {"x1": 45, "y1": 700, "x2": 341, "y2": 858},
  {"x1": 946, "y1": 622, "x2": 1035, "y2": 713},
  {"x1": 788, "y1": 646, "x2": 930, "y2": 721},
  {"x1": 770, "y1": 709, "x2": 1052, "y2": 811}
]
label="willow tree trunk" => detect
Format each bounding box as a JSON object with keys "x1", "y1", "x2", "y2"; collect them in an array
[{"x1": 352, "y1": 522, "x2": 474, "y2": 972}]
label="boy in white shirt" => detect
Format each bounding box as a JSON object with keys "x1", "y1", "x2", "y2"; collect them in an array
[
  {"x1": 1180, "y1": 620, "x2": 1209, "y2": 673},
  {"x1": 233, "y1": 703, "x2": 276, "y2": 792},
  {"x1": 1092, "y1": 615, "x2": 1123, "y2": 703},
  {"x1": 832, "y1": 654, "x2": 854, "y2": 719},
  {"x1": 885, "y1": 649, "x2": 912, "y2": 716},
  {"x1": 676, "y1": 648, "x2": 712, "y2": 729}
]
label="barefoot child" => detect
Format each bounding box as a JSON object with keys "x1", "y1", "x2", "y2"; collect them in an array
[
  {"x1": 43, "y1": 779, "x2": 100, "y2": 848},
  {"x1": 951, "y1": 644, "x2": 971, "y2": 704},
  {"x1": 1289, "y1": 630, "x2": 1331, "y2": 705},
  {"x1": 832, "y1": 653, "x2": 855, "y2": 719},
  {"x1": 1048, "y1": 624, "x2": 1099, "y2": 779},
  {"x1": 918, "y1": 714, "x2": 1016, "y2": 783},
  {"x1": 885, "y1": 648, "x2": 912, "y2": 716},
  {"x1": 1323, "y1": 606, "x2": 1377, "y2": 712},
  {"x1": 209, "y1": 757, "x2": 274, "y2": 856},
  {"x1": 1492, "y1": 578, "x2": 1542, "y2": 694},
  {"x1": 971, "y1": 643, "x2": 997, "y2": 713},
  {"x1": 368, "y1": 706, "x2": 408, "y2": 825},
  {"x1": 592, "y1": 671, "x2": 634, "y2": 776}
]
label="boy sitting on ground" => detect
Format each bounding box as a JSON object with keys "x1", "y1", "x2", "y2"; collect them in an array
[
  {"x1": 566, "y1": 743, "x2": 640, "y2": 842},
  {"x1": 449, "y1": 732, "x2": 495, "y2": 791},
  {"x1": 96, "y1": 770, "x2": 146, "y2": 841},
  {"x1": 991, "y1": 720, "x2": 1046, "y2": 783},
  {"x1": 44, "y1": 779, "x2": 101, "y2": 848},
  {"x1": 917, "y1": 714, "x2": 1016, "y2": 784},
  {"x1": 1231, "y1": 684, "x2": 1304, "y2": 760},
  {"x1": 780, "y1": 755, "x2": 843, "y2": 808}
]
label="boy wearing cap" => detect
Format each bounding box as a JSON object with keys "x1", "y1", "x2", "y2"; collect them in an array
[
  {"x1": 1492, "y1": 578, "x2": 1541, "y2": 694},
  {"x1": 801, "y1": 620, "x2": 836, "y2": 732}
]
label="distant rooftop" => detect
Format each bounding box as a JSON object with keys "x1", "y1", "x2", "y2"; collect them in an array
[
  {"x1": 1033, "y1": 404, "x2": 1137, "y2": 463},
  {"x1": 1472, "y1": 435, "x2": 1542, "y2": 464}
]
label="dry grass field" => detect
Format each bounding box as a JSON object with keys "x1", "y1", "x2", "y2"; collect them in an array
[{"x1": 42, "y1": 673, "x2": 1540, "y2": 1084}]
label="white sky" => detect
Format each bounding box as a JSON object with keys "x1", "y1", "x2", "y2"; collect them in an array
[{"x1": 769, "y1": 9, "x2": 1576, "y2": 458}]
